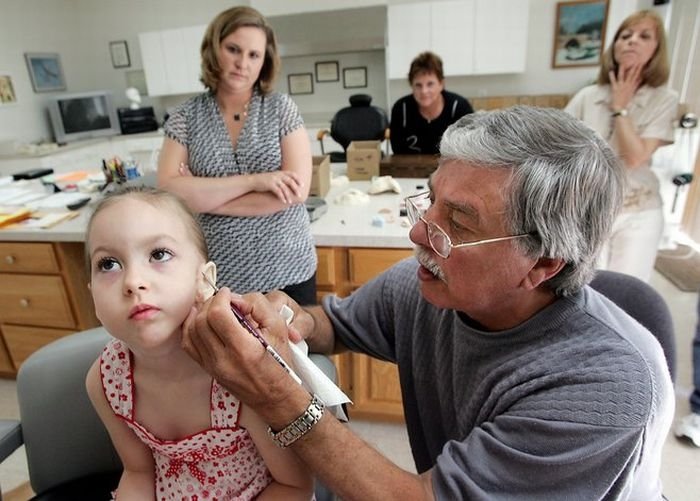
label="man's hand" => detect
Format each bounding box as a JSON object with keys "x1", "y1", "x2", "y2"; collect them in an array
[
  {"x1": 182, "y1": 287, "x2": 297, "y2": 411},
  {"x1": 266, "y1": 290, "x2": 315, "y2": 344}
]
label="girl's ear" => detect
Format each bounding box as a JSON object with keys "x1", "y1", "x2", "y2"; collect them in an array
[{"x1": 195, "y1": 261, "x2": 218, "y2": 304}]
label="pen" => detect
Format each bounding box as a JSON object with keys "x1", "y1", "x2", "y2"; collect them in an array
[{"x1": 201, "y1": 273, "x2": 302, "y2": 385}]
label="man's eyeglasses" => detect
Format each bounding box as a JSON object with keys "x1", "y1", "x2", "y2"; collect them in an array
[{"x1": 405, "y1": 191, "x2": 530, "y2": 259}]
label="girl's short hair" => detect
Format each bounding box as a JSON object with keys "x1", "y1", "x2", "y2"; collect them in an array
[
  {"x1": 408, "y1": 51, "x2": 445, "y2": 84},
  {"x1": 597, "y1": 9, "x2": 669, "y2": 87},
  {"x1": 200, "y1": 6, "x2": 280, "y2": 94}
]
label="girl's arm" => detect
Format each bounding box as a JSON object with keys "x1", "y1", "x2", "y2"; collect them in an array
[
  {"x1": 240, "y1": 404, "x2": 314, "y2": 500},
  {"x1": 157, "y1": 127, "x2": 311, "y2": 216},
  {"x1": 86, "y1": 359, "x2": 156, "y2": 501},
  {"x1": 208, "y1": 127, "x2": 312, "y2": 217}
]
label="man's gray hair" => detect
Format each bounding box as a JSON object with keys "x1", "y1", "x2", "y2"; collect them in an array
[{"x1": 440, "y1": 105, "x2": 624, "y2": 296}]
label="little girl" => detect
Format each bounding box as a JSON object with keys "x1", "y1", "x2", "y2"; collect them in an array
[{"x1": 85, "y1": 186, "x2": 313, "y2": 500}]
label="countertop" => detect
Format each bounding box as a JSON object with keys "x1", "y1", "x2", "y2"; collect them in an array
[{"x1": 0, "y1": 173, "x2": 427, "y2": 249}]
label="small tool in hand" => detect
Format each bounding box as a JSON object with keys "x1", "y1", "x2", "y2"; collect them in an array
[{"x1": 201, "y1": 273, "x2": 302, "y2": 385}]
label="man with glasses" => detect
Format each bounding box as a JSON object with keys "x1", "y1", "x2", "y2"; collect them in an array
[{"x1": 184, "y1": 106, "x2": 674, "y2": 500}]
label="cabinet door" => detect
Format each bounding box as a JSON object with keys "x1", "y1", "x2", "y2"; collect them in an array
[
  {"x1": 387, "y1": 3, "x2": 431, "y2": 80},
  {"x1": 182, "y1": 25, "x2": 207, "y2": 94},
  {"x1": 431, "y1": 0, "x2": 475, "y2": 76},
  {"x1": 3, "y1": 324, "x2": 74, "y2": 370},
  {"x1": 473, "y1": 0, "x2": 529, "y2": 74},
  {"x1": 139, "y1": 31, "x2": 169, "y2": 96}
]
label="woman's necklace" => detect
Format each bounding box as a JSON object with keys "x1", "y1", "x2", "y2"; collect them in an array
[{"x1": 233, "y1": 101, "x2": 249, "y2": 121}]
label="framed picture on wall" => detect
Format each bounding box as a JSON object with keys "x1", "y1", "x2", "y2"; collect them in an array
[
  {"x1": 0, "y1": 74, "x2": 17, "y2": 105},
  {"x1": 315, "y1": 61, "x2": 339, "y2": 82},
  {"x1": 109, "y1": 40, "x2": 131, "y2": 68},
  {"x1": 343, "y1": 67, "x2": 367, "y2": 89},
  {"x1": 288, "y1": 73, "x2": 314, "y2": 95},
  {"x1": 24, "y1": 53, "x2": 66, "y2": 92},
  {"x1": 552, "y1": 0, "x2": 609, "y2": 69}
]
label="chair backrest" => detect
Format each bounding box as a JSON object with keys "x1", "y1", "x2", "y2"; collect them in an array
[
  {"x1": 17, "y1": 327, "x2": 122, "y2": 495},
  {"x1": 330, "y1": 94, "x2": 388, "y2": 151},
  {"x1": 589, "y1": 270, "x2": 677, "y2": 381}
]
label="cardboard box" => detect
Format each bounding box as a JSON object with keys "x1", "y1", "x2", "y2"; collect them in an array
[
  {"x1": 346, "y1": 140, "x2": 381, "y2": 180},
  {"x1": 310, "y1": 155, "x2": 330, "y2": 198}
]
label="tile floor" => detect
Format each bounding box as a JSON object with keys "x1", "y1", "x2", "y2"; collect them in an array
[{"x1": 1, "y1": 270, "x2": 698, "y2": 500}]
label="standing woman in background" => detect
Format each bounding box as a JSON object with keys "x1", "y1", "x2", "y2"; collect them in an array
[
  {"x1": 390, "y1": 51, "x2": 473, "y2": 155},
  {"x1": 565, "y1": 9, "x2": 678, "y2": 282},
  {"x1": 158, "y1": 6, "x2": 317, "y2": 304}
]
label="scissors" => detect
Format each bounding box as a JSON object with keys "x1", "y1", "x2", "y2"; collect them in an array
[{"x1": 201, "y1": 273, "x2": 302, "y2": 385}]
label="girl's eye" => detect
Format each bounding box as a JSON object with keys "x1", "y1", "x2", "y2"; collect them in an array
[
  {"x1": 151, "y1": 248, "x2": 174, "y2": 263},
  {"x1": 96, "y1": 257, "x2": 121, "y2": 273}
]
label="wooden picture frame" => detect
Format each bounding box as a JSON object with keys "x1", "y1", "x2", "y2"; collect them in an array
[
  {"x1": 24, "y1": 53, "x2": 66, "y2": 92},
  {"x1": 315, "y1": 61, "x2": 339, "y2": 82},
  {"x1": 109, "y1": 40, "x2": 131, "y2": 69},
  {"x1": 552, "y1": 0, "x2": 609, "y2": 69},
  {"x1": 288, "y1": 73, "x2": 314, "y2": 95},
  {"x1": 0, "y1": 74, "x2": 17, "y2": 105},
  {"x1": 343, "y1": 66, "x2": 367, "y2": 89}
]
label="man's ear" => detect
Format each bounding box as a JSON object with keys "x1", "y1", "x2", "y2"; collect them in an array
[
  {"x1": 195, "y1": 261, "x2": 218, "y2": 304},
  {"x1": 521, "y1": 257, "x2": 565, "y2": 290}
]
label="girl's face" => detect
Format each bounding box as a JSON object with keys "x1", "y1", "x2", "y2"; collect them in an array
[
  {"x1": 88, "y1": 198, "x2": 206, "y2": 356},
  {"x1": 613, "y1": 18, "x2": 659, "y2": 70},
  {"x1": 217, "y1": 26, "x2": 267, "y2": 94},
  {"x1": 411, "y1": 71, "x2": 444, "y2": 110}
]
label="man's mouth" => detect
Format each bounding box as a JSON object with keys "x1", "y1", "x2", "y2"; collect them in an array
[{"x1": 414, "y1": 247, "x2": 446, "y2": 282}]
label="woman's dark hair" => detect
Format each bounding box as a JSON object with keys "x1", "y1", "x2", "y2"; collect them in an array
[{"x1": 408, "y1": 51, "x2": 445, "y2": 84}]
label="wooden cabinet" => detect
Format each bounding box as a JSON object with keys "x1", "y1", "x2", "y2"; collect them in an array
[
  {"x1": 387, "y1": 0, "x2": 529, "y2": 79},
  {"x1": 0, "y1": 242, "x2": 100, "y2": 376},
  {"x1": 316, "y1": 246, "x2": 412, "y2": 421}
]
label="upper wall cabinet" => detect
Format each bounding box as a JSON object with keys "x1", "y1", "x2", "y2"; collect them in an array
[
  {"x1": 387, "y1": 0, "x2": 529, "y2": 79},
  {"x1": 139, "y1": 25, "x2": 206, "y2": 96}
]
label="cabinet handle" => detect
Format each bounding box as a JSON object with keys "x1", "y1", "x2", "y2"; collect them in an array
[
  {"x1": 19, "y1": 298, "x2": 29, "y2": 308},
  {"x1": 4, "y1": 255, "x2": 15, "y2": 265}
]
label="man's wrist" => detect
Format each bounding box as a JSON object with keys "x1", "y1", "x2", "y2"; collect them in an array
[
  {"x1": 268, "y1": 393, "x2": 326, "y2": 448},
  {"x1": 611, "y1": 108, "x2": 628, "y2": 118}
]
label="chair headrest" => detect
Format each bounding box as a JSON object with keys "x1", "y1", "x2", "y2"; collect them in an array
[{"x1": 349, "y1": 94, "x2": 372, "y2": 107}]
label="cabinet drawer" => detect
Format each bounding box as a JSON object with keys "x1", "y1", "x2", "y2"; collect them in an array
[
  {"x1": 0, "y1": 274, "x2": 75, "y2": 328},
  {"x1": 0, "y1": 243, "x2": 59, "y2": 273},
  {"x1": 316, "y1": 247, "x2": 337, "y2": 287},
  {"x1": 0, "y1": 334, "x2": 15, "y2": 374},
  {"x1": 3, "y1": 324, "x2": 75, "y2": 369},
  {"x1": 348, "y1": 249, "x2": 413, "y2": 286}
]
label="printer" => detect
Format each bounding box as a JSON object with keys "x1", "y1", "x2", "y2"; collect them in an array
[{"x1": 118, "y1": 107, "x2": 159, "y2": 135}]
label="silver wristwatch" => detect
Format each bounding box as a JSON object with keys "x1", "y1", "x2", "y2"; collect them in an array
[{"x1": 268, "y1": 394, "x2": 325, "y2": 448}]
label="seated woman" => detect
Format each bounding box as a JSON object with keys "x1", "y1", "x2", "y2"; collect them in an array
[{"x1": 390, "y1": 51, "x2": 473, "y2": 155}]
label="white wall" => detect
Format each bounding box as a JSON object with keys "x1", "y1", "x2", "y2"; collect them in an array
[{"x1": 0, "y1": 0, "x2": 686, "y2": 145}]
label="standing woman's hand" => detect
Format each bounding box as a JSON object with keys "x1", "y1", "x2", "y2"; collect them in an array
[
  {"x1": 250, "y1": 170, "x2": 303, "y2": 204},
  {"x1": 609, "y1": 63, "x2": 643, "y2": 111}
]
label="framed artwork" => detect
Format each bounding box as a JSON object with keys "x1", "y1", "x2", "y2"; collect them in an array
[
  {"x1": 109, "y1": 40, "x2": 131, "y2": 68},
  {"x1": 288, "y1": 73, "x2": 314, "y2": 95},
  {"x1": 315, "y1": 61, "x2": 339, "y2": 82},
  {"x1": 0, "y1": 74, "x2": 17, "y2": 105},
  {"x1": 343, "y1": 66, "x2": 367, "y2": 89},
  {"x1": 552, "y1": 0, "x2": 609, "y2": 69},
  {"x1": 24, "y1": 53, "x2": 66, "y2": 92}
]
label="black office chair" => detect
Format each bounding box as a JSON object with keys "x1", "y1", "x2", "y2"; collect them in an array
[
  {"x1": 0, "y1": 327, "x2": 338, "y2": 500},
  {"x1": 590, "y1": 269, "x2": 677, "y2": 381},
  {"x1": 317, "y1": 94, "x2": 389, "y2": 163}
]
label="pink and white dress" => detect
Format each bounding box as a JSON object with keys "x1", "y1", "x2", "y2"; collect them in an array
[{"x1": 100, "y1": 339, "x2": 272, "y2": 500}]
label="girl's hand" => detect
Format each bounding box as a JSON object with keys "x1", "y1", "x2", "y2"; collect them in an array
[
  {"x1": 250, "y1": 171, "x2": 303, "y2": 204},
  {"x1": 609, "y1": 64, "x2": 643, "y2": 111}
]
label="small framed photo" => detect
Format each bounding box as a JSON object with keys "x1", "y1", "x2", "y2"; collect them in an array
[
  {"x1": 552, "y1": 0, "x2": 609, "y2": 69},
  {"x1": 110, "y1": 40, "x2": 131, "y2": 69},
  {"x1": 24, "y1": 53, "x2": 66, "y2": 93},
  {"x1": 343, "y1": 66, "x2": 367, "y2": 89},
  {"x1": 0, "y1": 74, "x2": 17, "y2": 105},
  {"x1": 315, "y1": 61, "x2": 339, "y2": 82},
  {"x1": 288, "y1": 73, "x2": 314, "y2": 95}
]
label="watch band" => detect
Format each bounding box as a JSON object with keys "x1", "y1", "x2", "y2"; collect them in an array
[
  {"x1": 611, "y1": 108, "x2": 628, "y2": 117},
  {"x1": 268, "y1": 394, "x2": 325, "y2": 448}
]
